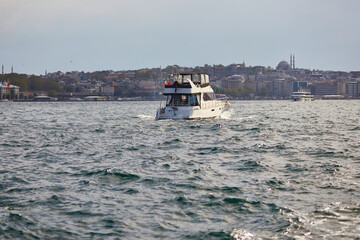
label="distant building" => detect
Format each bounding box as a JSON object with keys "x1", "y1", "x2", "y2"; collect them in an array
[
  {"x1": 0, "y1": 83, "x2": 20, "y2": 100},
  {"x1": 346, "y1": 82, "x2": 359, "y2": 98},
  {"x1": 100, "y1": 85, "x2": 114, "y2": 96},
  {"x1": 237, "y1": 66, "x2": 264, "y2": 76},
  {"x1": 221, "y1": 75, "x2": 245, "y2": 89},
  {"x1": 276, "y1": 60, "x2": 291, "y2": 71},
  {"x1": 114, "y1": 84, "x2": 128, "y2": 97},
  {"x1": 350, "y1": 71, "x2": 360, "y2": 79},
  {"x1": 257, "y1": 80, "x2": 272, "y2": 97},
  {"x1": 273, "y1": 79, "x2": 286, "y2": 98},
  {"x1": 293, "y1": 81, "x2": 308, "y2": 92},
  {"x1": 314, "y1": 81, "x2": 340, "y2": 96},
  {"x1": 104, "y1": 75, "x2": 118, "y2": 82}
]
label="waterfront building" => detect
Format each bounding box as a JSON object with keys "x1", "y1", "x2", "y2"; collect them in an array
[
  {"x1": 256, "y1": 80, "x2": 272, "y2": 97},
  {"x1": 273, "y1": 79, "x2": 286, "y2": 98},
  {"x1": 338, "y1": 81, "x2": 347, "y2": 96},
  {"x1": 254, "y1": 69, "x2": 296, "y2": 98},
  {"x1": 313, "y1": 81, "x2": 340, "y2": 96},
  {"x1": 0, "y1": 83, "x2": 20, "y2": 100},
  {"x1": 346, "y1": 82, "x2": 359, "y2": 98}
]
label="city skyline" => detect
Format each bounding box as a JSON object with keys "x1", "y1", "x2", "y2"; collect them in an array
[{"x1": 1, "y1": 0, "x2": 360, "y2": 75}]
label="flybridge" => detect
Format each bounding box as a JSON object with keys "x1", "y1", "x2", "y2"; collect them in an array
[{"x1": 165, "y1": 72, "x2": 210, "y2": 88}]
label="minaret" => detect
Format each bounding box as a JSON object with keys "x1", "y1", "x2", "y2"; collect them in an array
[
  {"x1": 290, "y1": 54, "x2": 293, "y2": 70},
  {"x1": 11, "y1": 65, "x2": 13, "y2": 73},
  {"x1": 293, "y1": 55, "x2": 295, "y2": 69},
  {"x1": 1, "y1": 64, "x2": 3, "y2": 74}
]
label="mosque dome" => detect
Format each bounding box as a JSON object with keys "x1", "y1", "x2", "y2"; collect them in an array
[{"x1": 277, "y1": 60, "x2": 291, "y2": 71}]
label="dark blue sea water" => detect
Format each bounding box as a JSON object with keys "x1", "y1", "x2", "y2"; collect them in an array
[{"x1": 0, "y1": 100, "x2": 359, "y2": 239}]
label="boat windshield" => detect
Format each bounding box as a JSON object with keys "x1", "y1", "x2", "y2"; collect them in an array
[
  {"x1": 190, "y1": 74, "x2": 200, "y2": 84},
  {"x1": 203, "y1": 92, "x2": 216, "y2": 101},
  {"x1": 182, "y1": 75, "x2": 193, "y2": 84},
  {"x1": 169, "y1": 73, "x2": 209, "y2": 85}
]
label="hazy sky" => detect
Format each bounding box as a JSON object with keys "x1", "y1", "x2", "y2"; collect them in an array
[{"x1": 1, "y1": 0, "x2": 360, "y2": 74}]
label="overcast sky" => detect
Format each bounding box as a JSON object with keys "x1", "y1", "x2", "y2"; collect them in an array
[{"x1": 1, "y1": 0, "x2": 360, "y2": 75}]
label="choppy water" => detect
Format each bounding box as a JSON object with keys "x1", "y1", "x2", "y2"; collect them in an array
[{"x1": 0, "y1": 100, "x2": 359, "y2": 239}]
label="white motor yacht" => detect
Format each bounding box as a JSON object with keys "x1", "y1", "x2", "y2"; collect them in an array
[{"x1": 156, "y1": 72, "x2": 230, "y2": 120}]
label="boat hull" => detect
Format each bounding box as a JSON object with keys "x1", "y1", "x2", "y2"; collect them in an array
[
  {"x1": 291, "y1": 97, "x2": 314, "y2": 102},
  {"x1": 292, "y1": 98, "x2": 314, "y2": 102},
  {"x1": 156, "y1": 104, "x2": 226, "y2": 120}
]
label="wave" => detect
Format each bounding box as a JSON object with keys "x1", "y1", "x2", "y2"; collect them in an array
[
  {"x1": 230, "y1": 228, "x2": 255, "y2": 240},
  {"x1": 282, "y1": 203, "x2": 360, "y2": 239}
]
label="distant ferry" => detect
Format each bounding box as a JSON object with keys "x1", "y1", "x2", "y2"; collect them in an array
[
  {"x1": 83, "y1": 96, "x2": 106, "y2": 101},
  {"x1": 33, "y1": 95, "x2": 57, "y2": 101},
  {"x1": 69, "y1": 97, "x2": 82, "y2": 101},
  {"x1": 156, "y1": 72, "x2": 230, "y2": 120},
  {"x1": 291, "y1": 90, "x2": 314, "y2": 102}
]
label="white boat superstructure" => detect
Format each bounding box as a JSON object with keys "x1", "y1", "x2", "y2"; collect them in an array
[
  {"x1": 156, "y1": 72, "x2": 230, "y2": 120},
  {"x1": 291, "y1": 90, "x2": 314, "y2": 102}
]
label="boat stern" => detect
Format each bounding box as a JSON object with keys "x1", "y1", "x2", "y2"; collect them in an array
[{"x1": 156, "y1": 106, "x2": 198, "y2": 120}]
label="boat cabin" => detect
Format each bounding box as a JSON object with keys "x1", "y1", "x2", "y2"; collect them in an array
[{"x1": 163, "y1": 92, "x2": 217, "y2": 107}]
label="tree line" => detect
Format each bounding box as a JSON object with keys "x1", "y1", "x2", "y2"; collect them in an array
[{"x1": 0, "y1": 73, "x2": 60, "y2": 96}]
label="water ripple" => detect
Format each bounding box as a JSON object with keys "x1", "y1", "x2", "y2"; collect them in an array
[{"x1": 0, "y1": 101, "x2": 359, "y2": 239}]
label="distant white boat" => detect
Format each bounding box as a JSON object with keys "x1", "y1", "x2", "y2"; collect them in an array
[
  {"x1": 33, "y1": 95, "x2": 57, "y2": 101},
  {"x1": 291, "y1": 90, "x2": 314, "y2": 102},
  {"x1": 156, "y1": 72, "x2": 230, "y2": 120},
  {"x1": 69, "y1": 97, "x2": 82, "y2": 101},
  {"x1": 83, "y1": 96, "x2": 106, "y2": 101}
]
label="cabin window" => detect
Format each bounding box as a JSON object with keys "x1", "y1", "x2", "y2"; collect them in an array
[
  {"x1": 173, "y1": 95, "x2": 181, "y2": 106},
  {"x1": 166, "y1": 94, "x2": 200, "y2": 106},
  {"x1": 181, "y1": 95, "x2": 188, "y2": 105},
  {"x1": 203, "y1": 92, "x2": 216, "y2": 101},
  {"x1": 192, "y1": 74, "x2": 201, "y2": 84},
  {"x1": 182, "y1": 75, "x2": 191, "y2": 84},
  {"x1": 167, "y1": 95, "x2": 188, "y2": 106},
  {"x1": 188, "y1": 95, "x2": 199, "y2": 106}
]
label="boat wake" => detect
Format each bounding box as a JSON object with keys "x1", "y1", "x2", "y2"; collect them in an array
[
  {"x1": 137, "y1": 114, "x2": 155, "y2": 120},
  {"x1": 220, "y1": 109, "x2": 234, "y2": 119}
]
